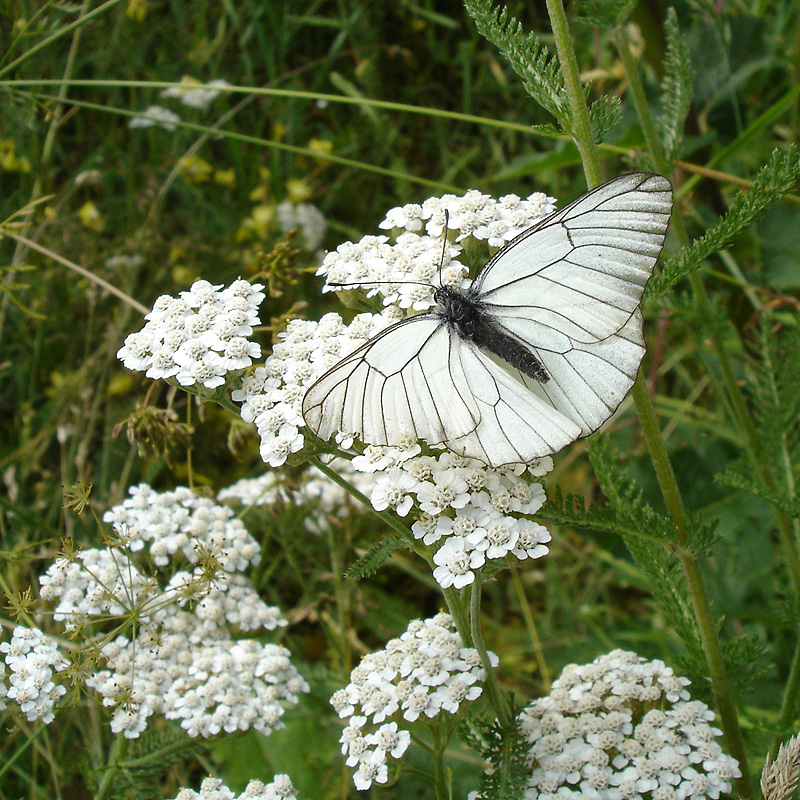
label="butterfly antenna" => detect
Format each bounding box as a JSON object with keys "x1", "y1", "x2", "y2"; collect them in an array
[{"x1": 437, "y1": 209, "x2": 450, "y2": 286}]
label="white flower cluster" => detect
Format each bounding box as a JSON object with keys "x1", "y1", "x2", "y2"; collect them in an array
[
  {"x1": 330, "y1": 613, "x2": 497, "y2": 790},
  {"x1": 117, "y1": 278, "x2": 264, "y2": 390},
  {"x1": 236, "y1": 190, "x2": 556, "y2": 470},
  {"x1": 217, "y1": 458, "x2": 379, "y2": 535},
  {"x1": 233, "y1": 310, "x2": 402, "y2": 467},
  {"x1": 171, "y1": 775, "x2": 297, "y2": 800},
  {"x1": 102, "y1": 483, "x2": 263, "y2": 572},
  {"x1": 276, "y1": 200, "x2": 326, "y2": 251},
  {"x1": 379, "y1": 188, "x2": 556, "y2": 246},
  {"x1": 0, "y1": 626, "x2": 68, "y2": 724},
  {"x1": 317, "y1": 231, "x2": 466, "y2": 312},
  {"x1": 513, "y1": 649, "x2": 741, "y2": 800},
  {"x1": 372, "y1": 451, "x2": 552, "y2": 589},
  {"x1": 129, "y1": 105, "x2": 182, "y2": 131},
  {"x1": 161, "y1": 77, "x2": 232, "y2": 109},
  {"x1": 39, "y1": 486, "x2": 307, "y2": 739}
]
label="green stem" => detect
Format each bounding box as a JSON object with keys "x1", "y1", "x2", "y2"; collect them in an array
[
  {"x1": 614, "y1": 28, "x2": 667, "y2": 168},
  {"x1": 510, "y1": 567, "x2": 551, "y2": 692},
  {"x1": 470, "y1": 576, "x2": 512, "y2": 730},
  {"x1": 309, "y1": 456, "x2": 415, "y2": 541},
  {"x1": 431, "y1": 724, "x2": 448, "y2": 800},
  {"x1": 440, "y1": 585, "x2": 472, "y2": 647},
  {"x1": 772, "y1": 630, "x2": 800, "y2": 757},
  {"x1": 631, "y1": 375, "x2": 754, "y2": 798},
  {"x1": 93, "y1": 733, "x2": 127, "y2": 800},
  {"x1": 543, "y1": 0, "x2": 602, "y2": 186}
]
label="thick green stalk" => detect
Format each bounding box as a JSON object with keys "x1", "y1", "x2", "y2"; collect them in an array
[
  {"x1": 632, "y1": 376, "x2": 753, "y2": 797},
  {"x1": 548, "y1": 17, "x2": 754, "y2": 797},
  {"x1": 470, "y1": 577, "x2": 513, "y2": 729},
  {"x1": 543, "y1": 0, "x2": 602, "y2": 186}
]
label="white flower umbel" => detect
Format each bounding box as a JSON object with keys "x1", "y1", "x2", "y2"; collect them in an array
[
  {"x1": 509, "y1": 649, "x2": 741, "y2": 800},
  {"x1": 40, "y1": 485, "x2": 306, "y2": 739},
  {"x1": 160, "y1": 77, "x2": 232, "y2": 109},
  {"x1": 392, "y1": 451, "x2": 551, "y2": 588},
  {"x1": 171, "y1": 774, "x2": 298, "y2": 800},
  {"x1": 117, "y1": 278, "x2": 265, "y2": 391},
  {"x1": 236, "y1": 189, "x2": 556, "y2": 470},
  {"x1": 330, "y1": 613, "x2": 497, "y2": 790},
  {"x1": 100, "y1": 483, "x2": 262, "y2": 572},
  {"x1": 129, "y1": 105, "x2": 182, "y2": 131},
  {"x1": 276, "y1": 200, "x2": 326, "y2": 251},
  {"x1": 217, "y1": 458, "x2": 381, "y2": 535},
  {"x1": 0, "y1": 626, "x2": 69, "y2": 724},
  {"x1": 379, "y1": 188, "x2": 556, "y2": 245}
]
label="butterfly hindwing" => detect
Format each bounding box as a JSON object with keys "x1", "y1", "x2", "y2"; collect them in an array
[{"x1": 446, "y1": 342, "x2": 582, "y2": 465}]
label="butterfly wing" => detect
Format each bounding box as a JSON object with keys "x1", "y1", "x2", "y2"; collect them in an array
[
  {"x1": 302, "y1": 315, "x2": 583, "y2": 466},
  {"x1": 514, "y1": 309, "x2": 646, "y2": 436},
  {"x1": 474, "y1": 173, "x2": 672, "y2": 348},
  {"x1": 302, "y1": 315, "x2": 482, "y2": 448}
]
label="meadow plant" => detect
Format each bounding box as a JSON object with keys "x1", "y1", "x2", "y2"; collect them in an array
[{"x1": 2, "y1": 0, "x2": 800, "y2": 798}]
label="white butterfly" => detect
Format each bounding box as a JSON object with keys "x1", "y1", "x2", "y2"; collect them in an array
[{"x1": 302, "y1": 173, "x2": 673, "y2": 468}]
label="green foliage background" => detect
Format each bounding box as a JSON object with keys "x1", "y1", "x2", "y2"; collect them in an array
[{"x1": 1, "y1": 0, "x2": 799, "y2": 797}]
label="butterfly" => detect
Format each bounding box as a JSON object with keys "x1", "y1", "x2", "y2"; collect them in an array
[{"x1": 302, "y1": 173, "x2": 673, "y2": 468}]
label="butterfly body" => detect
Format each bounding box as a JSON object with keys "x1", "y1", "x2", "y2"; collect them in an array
[
  {"x1": 434, "y1": 284, "x2": 550, "y2": 383},
  {"x1": 303, "y1": 173, "x2": 673, "y2": 467}
]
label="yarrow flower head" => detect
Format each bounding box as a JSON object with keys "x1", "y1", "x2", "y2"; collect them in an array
[
  {"x1": 171, "y1": 775, "x2": 298, "y2": 800},
  {"x1": 330, "y1": 613, "x2": 497, "y2": 790},
  {"x1": 484, "y1": 649, "x2": 742, "y2": 800},
  {"x1": 160, "y1": 76, "x2": 232, "y2": 109},
  {"x1": 0, "y1": 626, "x2": 68, "y2": 724},
  {"x1": 235, "y1": 188, "x2": 557, "y2": 470},
  {"x1": 129, "y1": 105, "x2": 182, "y2": 131},
  {"x1": 117, "y1": 278, "x2": 265, "y2": 391},
  {"x1": 276, "y1": 200, "x2": 326, "y2": 251},
  {"x1": 39, "y1": 485, "x2": 307, "y2": 739}
]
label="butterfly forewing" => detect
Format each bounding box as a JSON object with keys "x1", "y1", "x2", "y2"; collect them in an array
[
  {"x1": 302, "y1": 173, "x2": 673, "y2": 467},
  {"x1": 302, "y1": 316, "x2": 482, "y2": 448},
  {"x1": 474, "y1": 173, "x2": 672, "y2": 345}
]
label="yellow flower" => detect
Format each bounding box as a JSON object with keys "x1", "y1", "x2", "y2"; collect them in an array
[
  {"x1": 286, "y1": 179, "x2": 312, "y2": 204},
  {"x1": 79, "y1": 201, "x2": 105, "y2": 233},
  {"x1": 178, "y1": 155, "x2": 213, "y2": 184}
]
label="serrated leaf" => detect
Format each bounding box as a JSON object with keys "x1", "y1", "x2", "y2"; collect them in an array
[
  {"x1": 345, "y1": 534, "x2": 413, "y2": 581},
  {"x1": 657, "y1": 8, "x2": 694, "y2": 168},
  {"x1": 651, "y1": 145, "x2": 800, "y2": 296},
  {"x1": 464, "y1": 0, "x2": 570, "y2": 130},
  {"x1": 717, "y1": 469, "x2": 800, "y2": 519},
  {"x1": 588, "y1": 93, "x2": 621, "y2": 143}
]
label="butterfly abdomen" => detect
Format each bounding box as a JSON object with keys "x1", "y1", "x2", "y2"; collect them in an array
[{"x1": 434, "y1": 285, "x2": 549, "y2": 383}]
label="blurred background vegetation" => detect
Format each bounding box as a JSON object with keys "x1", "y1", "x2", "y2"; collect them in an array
[{"x1": 1, "y1": 0, "x2": 799, "y2": 796}]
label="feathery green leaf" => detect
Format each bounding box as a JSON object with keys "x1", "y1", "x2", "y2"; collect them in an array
[
  {"x1": 464, "y1": 0, "x2": 571, "y2": 129},
  {"x1": 657, "y1": 8, "x2": 694, "y2": 168},
  {"x1": 345, "y1": 534, "x2": 414, "y2": 581},
  {"x1": 651, "y1": 145, "x2": 800, "y2": 296}
]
